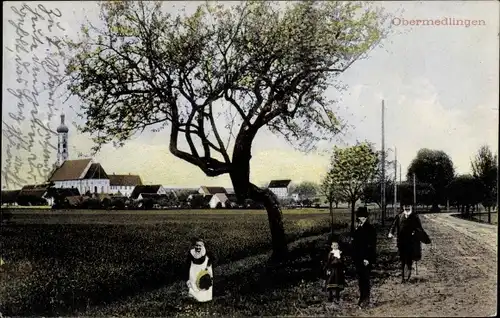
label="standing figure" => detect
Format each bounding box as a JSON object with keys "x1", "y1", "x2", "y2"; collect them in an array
[
  {"x1": 185, "y1": 239, "x2": 214, "y2": 302},
  {"x1": 352, "y1": 207, "x2": 377, "y2": 308},
  {"x1": 388, "y1": 205, "x2": 431, "y2": 283},
  {"x1": 323, "y1": 240, "x2": 346, "y2": 302}
]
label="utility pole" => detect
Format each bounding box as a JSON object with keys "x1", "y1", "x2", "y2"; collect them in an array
[
  {"x1": 381, "y1": 100, "x2": 386, "y2": 225},
  {"x1": 413, "y1": 173, "x2": 417, "y2": 213},
  {"x1": 394, "y1": 147, "x2": 397, "y2": 217}
]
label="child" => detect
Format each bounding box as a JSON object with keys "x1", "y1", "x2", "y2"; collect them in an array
[{"x1": 323, "y1": 241, "x2": 346, "y2": 302}]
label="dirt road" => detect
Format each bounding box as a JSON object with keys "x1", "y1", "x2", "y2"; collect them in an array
[{"x1": 305, "y1": 213, "x2": 497, "y2": 317}]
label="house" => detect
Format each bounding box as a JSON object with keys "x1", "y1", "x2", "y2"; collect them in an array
[
  {"x1": 109, "y1": 173, "x2": 143, "y2": 197},
  {"x1": 268, "y1": 179, "x2": 292, "y2": 199},
  {"x1": 17, "y1": 184, "x2": 52, "y2": 206},
  {"x1": 209, "y1": 193, "x2": 238, "y2": 209},
  {"x1": 198, "y1": 186, "x2": 227, "y2": 196},
  {"x1": 1, "y1": 190, "x2": 20, "y2": 206},
  {"x1": 130, "y1": 185, "x2": 167, "y2": 200},
  {"x1": 47, "y1": 159, "x2": 110, "y2": 195}
]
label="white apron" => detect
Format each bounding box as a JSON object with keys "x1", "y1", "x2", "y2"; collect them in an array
[{"x1": 187, "y1": 255, "x2": 213, "y2": 302}]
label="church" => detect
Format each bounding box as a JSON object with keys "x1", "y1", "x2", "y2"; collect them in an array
[{"x1": 47, "y1": 114, "x2": 142, "y2": 197}]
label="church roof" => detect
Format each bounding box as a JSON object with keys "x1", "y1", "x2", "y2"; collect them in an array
[
  {"x1": 83, "y1": 163, "x2": 109, "y2": 180},
  {"x1": 48, "y1": 159, "x2": 92, "y2": 181},
  {"x1": 109, "y1": 174, "x2": 143, "y2": 186}
]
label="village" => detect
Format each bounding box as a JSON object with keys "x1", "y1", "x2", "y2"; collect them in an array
[
  {"x1": 0, "y1": 114, "x2": 320, "y2": 210},
  {"x1": 0, "y1": 172, "x2": 303, "y2": 210}
]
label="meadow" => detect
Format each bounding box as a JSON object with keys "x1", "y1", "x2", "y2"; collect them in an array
[{"x1": 0, "y1": 208, "x2": 354, "y2": 316}]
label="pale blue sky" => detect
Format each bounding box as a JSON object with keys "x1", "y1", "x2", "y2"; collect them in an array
[{"x1": 2, "y1": 1, "x2": 498, "y2": 189}]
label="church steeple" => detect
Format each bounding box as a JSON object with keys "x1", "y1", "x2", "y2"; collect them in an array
[{"x1": 56, "y1": 113, "x2": 69, "y2": 166}]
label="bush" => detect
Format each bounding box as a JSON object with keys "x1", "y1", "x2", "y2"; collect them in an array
[
  {"x1": 17, "y1": 196, "x2": 48, "y2": 206},
  {"x1": 111, "y1": 198, "x2": 126, "y2": 210},
  {"x1": 215, "y1": 202, "x2": 223, "y2": 209},
  {"x1": 101, "y1": 198, "x2": 111, "y2": 210},
  {"x1": 141, "y1": 198, "x2": 154, "y2": 210},
  {"x1": 80, "y1": 198, "x2": 101, "y2": 209}
]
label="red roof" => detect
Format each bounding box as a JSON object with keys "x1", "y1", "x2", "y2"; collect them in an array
[
  {"x1": 109, "y1": 174, "x2": 143, "y2": 186},
  {"x1": 48, "y1": 159, "x2": 92, "y2": 181}
]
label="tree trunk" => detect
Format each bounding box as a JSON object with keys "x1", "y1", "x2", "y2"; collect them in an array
[
  {"x1": 231, "y1": 130, "x2": 287, "y2": 261},
  {"x1": 350, "y1": 199, "x2": 356, "y2": 234},
  {"x1": 335, "y1": 201, "x2": 339, "y2": 209},
  {"x1": 329, "y1": 201, "x2": 334, "y2": 236},
  {"x1": 488, "y1": 206, "x2": 491, "y2": 224}
]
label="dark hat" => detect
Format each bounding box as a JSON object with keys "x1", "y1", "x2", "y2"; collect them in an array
[
  {"x1": 198, "y1": 273, "x2": 213, "y2": 290},
  {"x1": 356, "y1": 206, "x2": 369, "y2": 217}
]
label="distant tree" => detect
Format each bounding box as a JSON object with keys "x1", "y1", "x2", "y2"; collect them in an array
[
  {"x1": 176, "y1": 190, "x2": 198, "y2": 205},
  {"x1": 65, "y1": 0, "x2": 389, "y2": 260},
  {"x1": 157, "y1": 193, "x2": 178, "y2": 208},
  {"x1": 141, "y1": 198, "x2": 154, "y2": 210},
  {"x1": 446, "y1": 174, "x2": 483, "y2": 218},
  {"x1": 398, "y1": 181, "x2": 435, "y2": 209},
  {"x1": 325, "y1": 142, "x2": 379, "y2": 233},
  {"x1": 292, "y1": 182, "x2": 318, "y2": 201},
  {"x1": 471, "y1": 145, "x2": 498, "y2": 223},
  {"x1": 407, "y1": 149, "x2": 455, "y2": 211},
  {"x1": 278, "y1": 197, "x2": 294, "y2": 208},
  {"x1": 301, "y1": 198, "x2": 313, "y2": 207},
  {"x1": 321, "y1": 174, "x2": 342, "y2": 209},
  {"x1": 101, "y1": 197, "x2": 112, "y2": 210},
  {"x1": 190, "y1": 195, "x2": 209, "y2": 209},
  {"x1": 362, "y1": 180, "x2": 394, "y2": 208},
  {"x1": 111, "y1": 197, "x2": 126, "y2": 210}
]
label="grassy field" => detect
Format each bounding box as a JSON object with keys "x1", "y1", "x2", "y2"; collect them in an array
[
  {"x1": 471, "y1": 212, "x2": 498, "y2": 225},
  {"x1": 0, "y1": 208, "x2": 356, "y2": 316}
]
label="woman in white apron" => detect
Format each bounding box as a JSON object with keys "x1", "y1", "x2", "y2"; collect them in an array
[{"x1": 185, "y1": 239, "x2": 214, "y2": 302}]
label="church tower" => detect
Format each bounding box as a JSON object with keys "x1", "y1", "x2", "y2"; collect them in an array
[{"x1": 56, "y1": 113, "x2": 69, "y2": 166}]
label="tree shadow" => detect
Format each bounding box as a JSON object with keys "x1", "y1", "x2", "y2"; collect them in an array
[{"x1": 407, "y1": 276, "x2": 428, "y2": 284}]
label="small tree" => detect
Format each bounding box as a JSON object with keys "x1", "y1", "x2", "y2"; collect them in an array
[
  {"x1": 321, "y1": 173, "x2": 344, "y2": 235},
  {"x1": 362, "y1": 180, "x2": 394, "y2": 209},
  {"x1": 471, "y1": 145, "x2": 498, "y2": 223},
  {"x1": 325, "y1": 142, "x2": 379, "y2": 233}
]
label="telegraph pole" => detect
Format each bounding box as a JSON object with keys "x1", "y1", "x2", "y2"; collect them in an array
[
  {"x1": 394, "y1": 147, "x2": 397, "y2": 217},
  {"x1": 381, "y1": 100, "x2": 386, "y2": 225}
]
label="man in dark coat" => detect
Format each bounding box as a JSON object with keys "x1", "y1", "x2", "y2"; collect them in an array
[
  {"x1": 352, "y1": 206, "x2": 377, "y2": 308},
  {"x1": 388, "y1": 205, "x2": 431, "y2": 283}
]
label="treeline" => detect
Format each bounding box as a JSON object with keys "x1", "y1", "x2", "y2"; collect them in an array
[{"x1": 361, "y1": 145, "x2": 497, "y2": 220}]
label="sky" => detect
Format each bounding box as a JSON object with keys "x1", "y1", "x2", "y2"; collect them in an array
[{"x1": 2, "y1": 1, "x2": 499, "y2": 190}]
